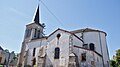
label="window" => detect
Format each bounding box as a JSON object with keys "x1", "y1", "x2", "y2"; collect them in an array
[
  {"x1": 37, "y1": 30, "x2": 40, "y2": 38},
  {"x1": 34, "y1": 29, "x2": 37, "y2": 38},
  {"x1": 54, "y1": 47, "x2": 60, "y2": 59},
  {"x1": 81, "y1": 53, "x2": 86, "y2": 62},
  {"x1": 57, "y1": 33, "x2": 61, "y2": 39},
  {"x1": 89, "y1": 43, "x2": 95, "y2": 51},
  {"x1": 33, "y1": 48, "x2": 36, "y2": 56}
]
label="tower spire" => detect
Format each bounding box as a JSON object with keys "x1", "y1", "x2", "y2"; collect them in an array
[
  {"x1": 33, "y1": 5, "x2": 40, "y2": 24},
  {"x1": 32, "y1": 2, "x2": 44, "y2": 28}
]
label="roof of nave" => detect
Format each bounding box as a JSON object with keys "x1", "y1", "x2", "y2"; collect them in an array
[
  {"x1": 71, "y1": 28, "x2": 107, "y2": 36},
  {"x1": 47, "y1": 28, "x2": 84, "y2": 42}
]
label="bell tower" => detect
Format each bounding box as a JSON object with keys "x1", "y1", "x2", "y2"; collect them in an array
[
  {"x1": 19, "y1": 5, "x2": 45, "y2": 66},
  {"x1": 24, "y1": 5, "x2": 45, "y2": 42}
]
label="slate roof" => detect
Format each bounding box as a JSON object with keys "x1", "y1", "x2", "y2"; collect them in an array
[{"x1": 33, "y1": 5, "x2": 44, "y2": 28}]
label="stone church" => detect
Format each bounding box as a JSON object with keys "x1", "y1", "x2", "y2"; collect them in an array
[{"x1": 18, "y1": 6, "x2": 110, "y2": 67}]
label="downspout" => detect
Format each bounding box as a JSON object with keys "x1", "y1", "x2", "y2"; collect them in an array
[{"x1": 98, "y1": 32, "x2": 104, "y2": 67}]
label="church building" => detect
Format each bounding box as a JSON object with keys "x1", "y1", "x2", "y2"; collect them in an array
[{"x1": 18, "y1": 6, "x2": 110, "y2": 67}]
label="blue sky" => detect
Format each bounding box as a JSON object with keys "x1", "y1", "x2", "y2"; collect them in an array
[{"x1": 0, "y1": 0, "x2": 120, "y2": 59}]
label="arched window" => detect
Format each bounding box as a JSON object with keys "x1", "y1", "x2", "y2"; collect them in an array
[
  {"x1": 54, "y1": 47, "x2": 60, "y2": 59},
  {"x1": 89, "y1": 43, "x2": 95, "y2": 51}
]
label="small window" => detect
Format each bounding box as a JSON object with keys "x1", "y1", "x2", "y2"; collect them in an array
[
  {"x1": 57, "y1": 33, "x2": 61, "y2": 39},
  {"x1": 54, "y1": 47, "x2": 60, "y2": 59},
  {"x1": 37, "y1": 30, "x2": 40, "y2": 38},
  {"x1": 81, "y1": 53, "x2": 86, "y2": 62},
  {"x1": 33, "y1": 48, "x2": 36, "y2": 56},
  {"x1": 89, "y1": 43, "x2": 95, "y2": 51},
  {"x1": 34, "y1": 29, "x2": 37, "y2": 38}
]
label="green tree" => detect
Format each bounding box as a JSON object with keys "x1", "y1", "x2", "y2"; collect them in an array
[
  {"x1": 110, "y1": 60, "x2": 116, "y2": 67},
  {"x1": 116, "y1": 49, "x2": 120, "y2": 66},
  {"x1": 111, "y1": 49, "x2": 120, "y2": 67}
]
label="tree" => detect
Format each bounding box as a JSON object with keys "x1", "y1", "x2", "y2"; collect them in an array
[
  {"x1": 115, "y1": 49, "x2": 120, "y2": 66},
  {"x1": 110, "y1": 49, "x2": 120, "y2": 67},
  {"x1": 110, "y1": 60, "x2": 116, "y2": 67}
]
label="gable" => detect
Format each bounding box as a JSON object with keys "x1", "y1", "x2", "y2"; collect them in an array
[
  {"x1": 47, "y1": 28, "x2": 83, "y2": 43},
  {"x1": 47, "y1": 29, "x2": 71, "y2": 42}
]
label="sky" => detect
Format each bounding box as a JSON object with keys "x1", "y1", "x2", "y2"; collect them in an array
[{"x1": 0, "y1": 0, "x2": 120, "y2": 59}]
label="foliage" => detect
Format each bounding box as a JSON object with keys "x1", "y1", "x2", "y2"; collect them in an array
[
  {"x1": 110, "y1": 60, "x2": 116, "y2": 67},
  {"x1": 116, "y1": 49, "x2": 120, "y2": 65},
  {"x1": 111, "y1": 49, "x2": 120, "y2": 67}
]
